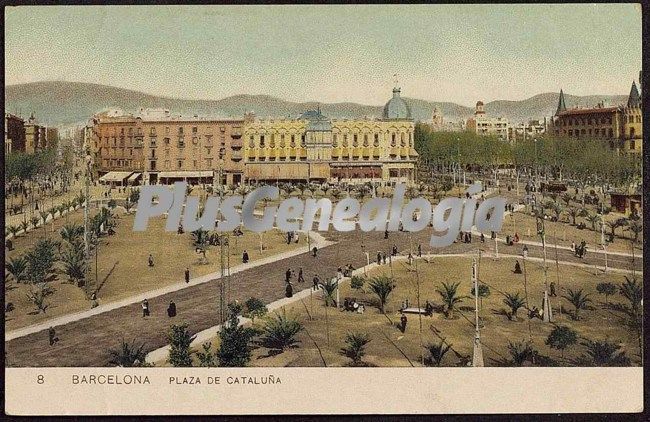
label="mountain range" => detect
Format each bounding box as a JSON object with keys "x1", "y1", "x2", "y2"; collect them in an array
[{"x1": 5, "y1": 81, "x2": 630, "y2": 128}]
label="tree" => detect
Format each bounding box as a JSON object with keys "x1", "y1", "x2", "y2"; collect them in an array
[
  {"x1": 585, "y1": 213, "x2": 601, "y2": 231},
  {"x1": 167, "y1": 323, "x2": 195, "y2": 367},
  {"x1": 61, "y1": 242, "x2": 87, "y2": 286},
  {"x1": 25, "y1": 239, "x2": 57, "y2": 283},
  {"x1": 217, "y1": 302, "x2": 255, "y2": 367},
  {"x1": 605, "y1": 218, "x2": 627, "y2": 239},
  {"x1": 562, "y1": 288, "x2": 592, "y2": 320},
  {"x1": 319, "y1": 278, "x2": 338, "y2": 307},
  {"x1": 596, "y1": 282, "x2": 617, "y2": 304},
  {"x1": 550, "y1": 201, "x2": 563, "y2": 221},
  {"x1": 196, "y1": 342, "x2": 218, "y2": 367},
  {"x1": 436, "y1": 281, "x2": 466, "y2": 318},
  {"x1": 470, "y1": 284, "x2": 490, "y2": 309},
  {"x1": 545, "y1": 325, "x2": 578, "y2": 358},
  {"x1": 507, "y1": 341, "x2": 535, "y2": 366},
  {"x1": 30, "y1": 216, "x2": 40, "y2": 230},
  {"x1": 350, "y1": 275, "x2": 365, "y2": 291},
  {"x1": 5, "y1": 256, "x2": 28, "y2": 283},
  {"x1": 60, "y1": 223, "x2": 84, "y2": 244},
  {"x1": 26, "y1": 284, "x2": 53, "y2": 313},
  {"x1": 244, "y1": 297, "x2": 268, "y2": 323},
  {"x1": 579, "y1": 339, "x2": 630, "y2": 366},
  {"x1": 626, "y1": 220, "x2": 642, "y2": 243},
  {"x1": 425, "y1": 340, "x2": 452, "y2": 366},
  {"x1": 618, "y1": 276, "x2": 642, "y2": 317},
  {"x1": 109, "y1": 339, "x2": 150, "y2": 367},
  {"x1": 340, "y1": 332, "x2": 371, "y2": 366},
  {"x1": 503, "y1": 292, "x2": 526, "y2": 321},
  {"x1": 258, "y1": 310, "x2": 302, "y2": 352},
  {"x1": 566, "y1": 207, "x2": 586, "y2": 226},
  {"x1": 368, "y1": 275, "x2": 396, "y2": 314},
  {"x1": 561, "y1": 192, "x2": 573, "y2": 207},
  {"x1": 20, "y1": 220, "x2": 29, "y2": 234},
  {"x1": 7, "y1": 224, "x2": 20, "y2": 238}
]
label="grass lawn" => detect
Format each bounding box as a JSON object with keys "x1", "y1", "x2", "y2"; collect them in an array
[
  {"x1": 500, "y1": 209, "x2": 642, "y2": 255},
  {"x1": 5, "y1": 207, "x2": 301, "y2": 332},
  {"x1": 162, "y1": 255, "x2": 641, "y2": 367}
]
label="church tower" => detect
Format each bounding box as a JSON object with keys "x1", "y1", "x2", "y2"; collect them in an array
[{"x1": 555, "y1": 89, "x2": 567, "y2": 115}]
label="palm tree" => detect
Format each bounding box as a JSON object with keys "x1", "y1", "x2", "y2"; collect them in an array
[
  {"x1": 503, "y1": 292, "x2": 526, "y2": 321},
  {"x1": 436, "y1": 281, "x2": 466, "y2": 319},
  {"x1": 258, "y1": 310, "x2": 302, "y2": 351},
  {"x1": 60, "y1": 223, "x2": 84, "y2": 244},
  {"x1": 586, "y1": 213, "x2": 601, "y2": 231},
  {"x1": 425, "y1": 340, "x2": 452, "y2": 366},
  {"x1": 30, "y1": 216, "x2": 40, "y2": 230},
  {"x1": 6, "y1": 256, "x2": 28, "y2": 283},
  {"x1": 340, "y1": 332, "x2": 371, "y2": 366},
  {"x1": 507, "y1": 341, "x2": 534, "y2": 366},
  {"x1": 580, "y1": 339, "x2": 630, "y2": 366},
  {"x1": 61, "y1": 244, "x2": 87, "y2": 286},
  {"x1": 561, "y1": 192, "x2": 573, "y2": 207},
  {"x1": 109, "y1": 339, "x2": 149, "y2": 367},
  {"x1": 562, "y1": 288, "x2": 592, "y2": 320},
  {"x1": 368, "y1": 275, "x2": 396, "y2": 314},
  {"x1": 319, "y1": 278, "x2": 338, "y2": 307},
  {"x1": 618, "y1": 276, "x2": 642, "y2": 317},
  {"x1": 7, "y1": 224, "x2": 20, "y2": 238},
  {"x1": 20, "y1": 219, "x2": 29, "y2": 234}
]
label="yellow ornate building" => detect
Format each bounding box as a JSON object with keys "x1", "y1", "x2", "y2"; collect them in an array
[{"x1": 244, "y1": 87, "x2": 418, "y2": 184}]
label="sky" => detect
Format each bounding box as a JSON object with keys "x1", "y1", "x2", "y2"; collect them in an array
[{"x1": 4, "y1": 4, "x2": 643, "y2": 107}]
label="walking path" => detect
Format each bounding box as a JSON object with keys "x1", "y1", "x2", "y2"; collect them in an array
[{"x1": 5, "y1": 231, "x2": 333, "y2": 341}]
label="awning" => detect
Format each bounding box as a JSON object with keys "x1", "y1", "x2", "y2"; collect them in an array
[
  {"x1": 127, "y1": 172, "x2": 142, "y2": 182},
  {"x1": 158, "y1": 171, "x2": 213, "y2": 179},
  {"x1": 99, "y1": 171, "x2": 133, "y2": 182}
]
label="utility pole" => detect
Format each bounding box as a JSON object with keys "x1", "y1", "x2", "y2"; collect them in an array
[
  {"x1": 84, "y1": 145, "x2": 92, "y2": 298},
  {"x1": 472, "y1": 258, "x2": 484, "y2": 367},
  {"x1": 537, "y1": 208, "x2": 552, "y2": 322}
]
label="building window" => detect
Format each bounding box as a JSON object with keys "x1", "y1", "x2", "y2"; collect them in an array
[
  {"x1": 343, "y1": 134, "x2": 348, "y2": 147},
  {"x1": 391, "y1": 133, "x2": 396, "y2": 146},
  {"x1": 374, "y1": 134, "x2": 379, "y2": 147},
  {"x1": 164, "y1": 160, "x2": 170, "y2": 169},
  {"x1": 301, "y1": 134, "x2": 306, "y2": 147},
  {"x1": 290, "y1": 135, "x2": 295, "y2": 147},
  {"x1": 260, "y1": 135, "x2": 265, "y2": 147},
  {"x1": 150, "y1": 127, "x2": 156, "y2": 135},
  {"x1": 178, "y1": 138, "x2": 185, "y2": 148},
  {"x1": 192, "y1": 127, "x2": 198, "y2": 133},
  {"x1": 193, "y1": 160, "x2": 197, "y2": 168},
  {"x1": 150, "y1": 138, "x2": 157, "y2": 148},
  {"x1": 280, "y1": 134, "x2": 285, "y2": 147},
  {"x1": 177, "y1": 160, "x2": 183, "y2": 169},
  {"x1": 249, "y1": 135, "x2": 255, "y2": 148},
  {"x1": 363, "y1": 134, "x2": 368, "y2": 147},
  {"x1": 353, "y1": 134, "x2": 358, "y2": 147}
]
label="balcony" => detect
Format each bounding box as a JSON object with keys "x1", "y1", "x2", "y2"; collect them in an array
[
  {"x1": 231, "y1": 131, "x2": 242, "y2": 139},
  {"x1": 231, "y1": 139, "x2": 243, "y2": 149}
]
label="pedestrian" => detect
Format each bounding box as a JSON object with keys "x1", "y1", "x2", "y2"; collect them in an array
[
  {"x1": 407, "y1": 253, "x2": 413, "y2": 265},
  {"x1": 522, "y1": 245, "x2": 528, "y2": 259},
  {"x1": 148, "y1": 254, "x2": 154, "y2": 268},
  {"x1": 312, "y1": 246, "x2": 318, "y2": 257},
  {"x1": 285, "y1": 268, "x2": 292, "y2": 284},
  {"x1": 571, "y1": 241, "x2": 576, "y2": 254},
  {"x1": 167, "y1": 300, "x2": 177, "y2": 317},
  {"x1": 285, "y1": 282, "x2": 293, "y2": 298},
  {"x1": 90, "y1": 292, "x2": 99, "y2": 309},
  {"x1": 185, "y1": 267, "x2": 190, "y2": 283},
  {"x1": 392, "y1": 245, "x2": 398, "y2": 256},
  {"x1": 514, "y1": 260, "x2": 522, "y2": 274},
  {"x1": 377, "y1": 251, "x2": 382, "y2": 265},
  {"x1": 337, "y1": 267, "x2": 343, "y2": 280},
  {"x1": 549, "y1": 282, "x2": 556, "y2": 297},
  {"x1": 382, "y1": 252, "x2": 387, "y2": 265},
  {"x1": 384, "y1": 229, "x2": 389, "y2": 239},
  {"x1": 294, "y1": 232, "x2": 299, "y2": 243},
  {"x1": 312, "y1": 275, "x2": 320, "y2": 291},
  {"x1": 142, "y1": 299, "x2": 150, "y2": 317},
  {"x1": 417, "y1": 244, "x2": 422, "y2": 257},
  {"x1": 480, "y1": 233, "x2": 485, "y2": 243},
  {"x1": 298, "y1": 267, "x2": 305, "y2": 283},
  {"x1": 242, "y1": 249, "x2": 249, "y2": 264},
  {"x1": 48, "y1": 327, "x2": 58, "y2": 346},
  {"x1": 6, "y1": 239, "x2": 13, "y2": 251},
  {"x1": 400, "y1": 313, "x2": 408, "y2": 333}
]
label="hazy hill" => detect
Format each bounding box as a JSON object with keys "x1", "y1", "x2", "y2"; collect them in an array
[{"x1": 5, "y1": 81, "x2": 629, "y2": 127}]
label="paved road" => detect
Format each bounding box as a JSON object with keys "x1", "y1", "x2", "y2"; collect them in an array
[{"x1": 4, "y1": 223, "x2": 641, "y2": 367}]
